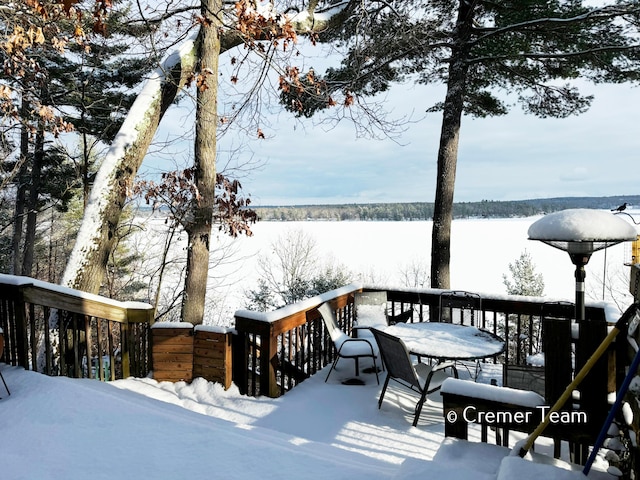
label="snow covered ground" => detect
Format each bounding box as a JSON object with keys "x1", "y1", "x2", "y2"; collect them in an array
[{"x1": 0, "y1": 360, "x2": 617, "y2": 479}]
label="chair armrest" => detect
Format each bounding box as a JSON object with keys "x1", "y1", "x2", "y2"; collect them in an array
[
  {"x1": 342, "y1": 337, "x2": 375, "y2": 346},
  {"x1": 387, "y1": 309, "x2": 413, "y2": 325},
  {"x1": 337, "y1": 337, "x2": 377, "y2": 356},
  {"x1": 433, "y1": 361, "x2": 457, "y2": 373},
  {"x1": 351, "y1": 325, "x2": 370, "y2": 338}
]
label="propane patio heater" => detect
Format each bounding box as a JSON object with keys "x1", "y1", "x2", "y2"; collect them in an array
[{"x1": 528, "y1": 209, "x2": 637, "y2": 322}]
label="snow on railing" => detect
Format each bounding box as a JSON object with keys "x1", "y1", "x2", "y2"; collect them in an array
[{"x1": 0, "y1": 274, "x2": 154, "y2": 381}]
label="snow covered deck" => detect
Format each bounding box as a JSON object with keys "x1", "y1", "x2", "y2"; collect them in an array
[
  {"x1": 0, "y1": 362, "x2": 615, "y2": 479},
  {"x1": 0, "y1": 275, "x2": 626, "y2": 477},
  {"x1": 233, "y1": 283, "x2": 615, "y2": 398}
]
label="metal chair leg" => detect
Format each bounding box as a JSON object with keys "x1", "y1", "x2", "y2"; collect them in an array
[{"x1": 0, "y1": 368, "x2": 10, "y2": 396}]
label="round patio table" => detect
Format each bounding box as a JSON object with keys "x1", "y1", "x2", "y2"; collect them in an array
[{"x1": 384, "y1": 321, "x2": 505, "y2": 362}]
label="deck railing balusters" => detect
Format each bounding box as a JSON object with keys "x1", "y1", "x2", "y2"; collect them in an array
[
  {"x1": 0, "y1": 275, "x2": 153, "y2": 381},
  {"x1": 233, "y1": 286, "x2": 595, "y2": 398},
  {"x1": 3, "y1": 276, "x2": 610, "y2": 400}
]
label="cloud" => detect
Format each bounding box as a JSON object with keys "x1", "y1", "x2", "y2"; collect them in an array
[
  {"x1": 143, "y1": 77, "x2": 640, "y2": 206},
  {"x1": 560, "y1": 167, "x2": 589, "y2": 182}
]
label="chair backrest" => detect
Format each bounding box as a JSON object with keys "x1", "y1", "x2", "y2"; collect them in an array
[
  {"x1": 317, "y1": 302, "x2": 346, "y2": 344},
  {"x1": 371, "y1": 328, "x2": 420, "y2": 390},
  {"x1": 354, "y1": 291, "x2": 388, "y2": 328},
  {"x1": 439, "y1": 290, "x2": 481, "y2": 325}
]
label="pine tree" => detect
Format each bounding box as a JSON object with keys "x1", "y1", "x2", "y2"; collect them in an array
[
  {"x1": 281, "y1": 1, "x2": 640, "y2": 289},
  {"x1": 502, "y1": 250, "x2": 545, "y2": 361},
  {"x1": 1, "y1": 0, "x2": 155, "y2": 279},
  {"x1": 503, "y1": 250, "x2": 545, "y2": 297}
]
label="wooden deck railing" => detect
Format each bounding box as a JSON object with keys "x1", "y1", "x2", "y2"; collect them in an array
[
  {"x1": 1, "y1": 272, "x2": 617, "y2": 399},
  {"x1": 0, "y1": 274, "x2": 154, "y2": 380},
  {"x1": 233, "y1": 284, "x2": 614, "y2": 398},
  {"x1": 233, "y1": 284, "x2": 358, "y2": 397}
]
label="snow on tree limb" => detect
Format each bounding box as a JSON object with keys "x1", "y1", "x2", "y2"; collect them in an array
[
  {"x1": 61, "y1": 35, "x2": 198, "y2": 292},
  {"x1": 60, "y1": 2, "x2": 348, "y2": 295}
]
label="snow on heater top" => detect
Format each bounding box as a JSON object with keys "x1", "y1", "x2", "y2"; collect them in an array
[{"x1": 528, "y1": 208, "x2": 637, "y2": 253}]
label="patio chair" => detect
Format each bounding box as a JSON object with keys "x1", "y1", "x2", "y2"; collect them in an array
[
  {"x1": 0, "y1": 328, "x2": 10, "y2": 397},
  {"x1": 439, "y1": 290, "x2": 481, "y2": 326},
  {"x1": 439, "y1": 291, "x2": 484, "y2": 379},
  {"x1": 353, "y1": 291, "x2": 413, "y2": 339},
  {"x1": 317, "y1": 302, "x2": 380, "y2": 384},
  {"x1": 354, "y1": 291, "x2": 389, "y2": 334},
  {"x1": 371, "y1": 328, "x2": 457, "y2": 426}
]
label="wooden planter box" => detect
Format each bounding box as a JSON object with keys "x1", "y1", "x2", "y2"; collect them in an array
[
  {"x1": 150, "y1": 323, "x2": 234, "y2": 389},
  {"x1": 193, "y1": 327, "x2": 233, "y2": 390},
  {"x1": 151, "y1": 323, "x2": 194, "y2": 382}
]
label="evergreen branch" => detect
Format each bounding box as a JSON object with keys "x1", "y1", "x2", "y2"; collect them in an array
[
  {"x1": 470, "y1": 4, "x2": 640, "y2": 47},
  {"x1": 468, "y1": 43, "x2": 640, "y2": 65}
]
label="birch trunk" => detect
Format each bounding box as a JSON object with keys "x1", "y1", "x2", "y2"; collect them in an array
[
  {"x1": 61, "y1": 39, "x2": 198, "y2": 293},
  {"x1": 60, "y1": 4, "x2": 339, "y2": 300}
]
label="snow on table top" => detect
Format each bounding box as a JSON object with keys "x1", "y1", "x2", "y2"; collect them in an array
[
  {"x1": 528, "y1": 208, "x2": 637, "y2": 242},
  {"x1": 384, "y1": 322, "x2": 504, "y2": 360}
]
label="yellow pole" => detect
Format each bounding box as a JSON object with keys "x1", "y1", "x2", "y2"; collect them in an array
[
  {"x1": 519, "y1": 303, "x2": 640, "y2": 457},
  {"x1": 518, "y1": 326, "x2": 620, "y2": 456}
]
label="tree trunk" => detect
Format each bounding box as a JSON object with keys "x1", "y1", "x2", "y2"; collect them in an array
[
  {"x1": 11, "y1": 102, "x2": 30, "y2": 275},
  {"x1": 81, "y1": 132, "x2": 90, "y2": 209},
  {"x1": 22, "y1": 115, "x2": 44, "y2": 276},
  {"x1": 60, "y1": 5, "x2": 338, "y2": 298},
  {"x1": 430, "y1": 1, "x2": 472, "y2": 289},
  {"x1": 60, "y1": 39, "x2": 198, "y2": 293},
  {"x1": 181, "y1": 0, "x2": 221, "y2": 325}
]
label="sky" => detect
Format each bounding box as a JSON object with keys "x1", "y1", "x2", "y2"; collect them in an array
[
  {"x1": 0, "y1": 358, "x2": 617, "y2": 479},
  {"x1": 142, "y1": 65, "x2": 640, "y2": 207}
]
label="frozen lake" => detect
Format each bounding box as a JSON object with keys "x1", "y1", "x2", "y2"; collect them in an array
[{"x1": 179, "y1": 212, "x2": 637, "y2": 325}]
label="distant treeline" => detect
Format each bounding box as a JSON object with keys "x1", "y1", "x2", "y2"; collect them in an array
[{"x1": 253, "y1": 195, "x2": 640, "y2": 221}]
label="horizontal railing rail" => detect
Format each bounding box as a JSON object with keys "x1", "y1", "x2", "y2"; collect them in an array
[
  {"x1": 0, "y1": 274, "x2": 154, "y2": 381},
  {"x1": 233, "y1": 284, "x2": 613, "y2": 398}
]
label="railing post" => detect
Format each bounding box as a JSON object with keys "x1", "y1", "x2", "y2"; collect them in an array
[
  {"x1": 121, "y1": 321, "x2": 131, "y2": 378},
  {"x1": 542, "y1": 317, "x2": 572, "y2": 405},
  {"x1": 231, "y1": 329, "x2": 248, "y2": 395},
  {"x1": 14, "y1": 290, "x2": 29, "y2": 369},
  {"x1": 84, "y1": 315, "x2": 92, "y2": 378},
  {"x1": 260, "y1": 322, "x2": 280, "y2": 398}
]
